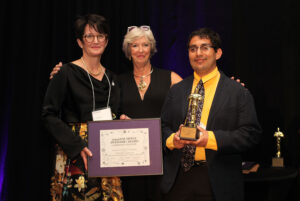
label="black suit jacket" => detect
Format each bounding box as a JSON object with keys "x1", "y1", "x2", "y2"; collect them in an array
[{"x1": 160, "y1": 71, "x2": 262, "y2": 201}]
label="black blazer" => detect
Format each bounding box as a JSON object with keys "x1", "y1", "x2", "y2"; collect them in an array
[{"x1": 160, "y1": 71, "x2": 262, "y2": 201}]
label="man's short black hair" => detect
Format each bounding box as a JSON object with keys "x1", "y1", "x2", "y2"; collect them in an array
[{"x1": 187, "y1": 27, "x2": 222, "y2": 52}]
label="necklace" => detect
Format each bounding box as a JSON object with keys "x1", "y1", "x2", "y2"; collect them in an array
[
  {"x1": 134, "y1": 68, "x2": 153, "y2": 91},
  {"x1": 81, "y1": 57, "x2": 102, "y2": 76}
]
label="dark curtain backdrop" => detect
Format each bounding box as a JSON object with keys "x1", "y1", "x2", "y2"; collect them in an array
[{"x1": 1, "y1": 0, "x2": 299, "y2": 200}]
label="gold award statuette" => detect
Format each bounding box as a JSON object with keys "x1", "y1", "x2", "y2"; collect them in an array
[
  {"x1": 272, "y1": 127, "x2": 284, "y2": 167},
  {"x1": 180, "y1": 93, "x2": 203, "y2": 141}
]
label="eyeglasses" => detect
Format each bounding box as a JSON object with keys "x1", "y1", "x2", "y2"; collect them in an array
[
  {"x1": 83, "y1": 34, "x2": 106, "y2": 43},
  {"x1": 127, "y1": 25, "x2": 150, "y2": 33},
  {"x1": 188, "y1": 44, "x2": 214, "y2": 53}
]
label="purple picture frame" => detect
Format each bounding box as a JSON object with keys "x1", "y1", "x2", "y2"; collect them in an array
[{"x1": 87, "y1": 118, "x2": 163, "y2": 177}]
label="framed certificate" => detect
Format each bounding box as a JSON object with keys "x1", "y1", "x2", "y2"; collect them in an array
[{"x1": 87, "y1": 118, "x2": 163, "y2": 177}]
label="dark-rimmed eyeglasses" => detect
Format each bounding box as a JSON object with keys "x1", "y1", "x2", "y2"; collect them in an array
[
  {"x1": 83, "y1": 34, "x2": 106, "y2": 43},
  {"x1": 127, "y1": 25, "x2": 150, "y2": 33},
  {"x1": 188, "y1": 44, "x2": 214, "y2": 53}
]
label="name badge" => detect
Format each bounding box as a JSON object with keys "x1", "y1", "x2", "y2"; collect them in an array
[{"x1": 92, "y1": 107, "x2": 113, "y2": 121}]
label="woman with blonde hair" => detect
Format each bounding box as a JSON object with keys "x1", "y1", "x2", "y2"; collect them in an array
[{"x1": 118, "y1": 25, "x2": 182, "y2": 201}]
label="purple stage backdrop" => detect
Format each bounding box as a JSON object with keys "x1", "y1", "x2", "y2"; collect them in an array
[{"x1": 0, "y1": 110, "x2": 8, "y2": 200}]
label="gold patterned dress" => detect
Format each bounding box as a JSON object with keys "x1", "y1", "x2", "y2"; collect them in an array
[{"x1": 50, "y1": 123, "x2": 123, "y2": 201}]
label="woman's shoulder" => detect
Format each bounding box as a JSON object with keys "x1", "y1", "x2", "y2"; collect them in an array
[
  {"x1": 52, "y1": 63, "x2": 84, "y2": 81},
  {"x1": 152, "y1": 67, "x2": 171, "y2": 79},
  {"x1": 104, "y1": 67, "x2": 117, "y2": 76},
  {"x1": 152, "y1": 67, "x2": 183, "y2": 86},
  {"x1": 152, "y1": 66, "x2": 171, "y2": 74},
  {"x1": 104, "y1": 68, "x2": 119, "y2": 83},
  {"x1": 117, "y1": 71, "x2": 132, "y2": 80},
  {"x1": 59, "y1": 62, "x2": 79, "y2": 72}
]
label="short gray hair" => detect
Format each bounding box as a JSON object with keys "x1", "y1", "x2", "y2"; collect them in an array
[{"x1": 122, "y1": 27, "x2": 157, "y2": 60}]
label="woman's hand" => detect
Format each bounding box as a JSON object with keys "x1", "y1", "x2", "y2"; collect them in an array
[
  {"x1": 80, "y1": 147, "x2": 93, "y2": 170},
  {"x1": 231, "y1": 76, "x2": 245, "y2": 87},
  {"x1": 50, "y1": 61, "x2": 63, "y2": 79},
  {"x1": 120, "y1": 114, "x2": 131, "y2": 120}
]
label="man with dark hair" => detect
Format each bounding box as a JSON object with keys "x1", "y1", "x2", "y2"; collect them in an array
[{"x1": 160, "y1": 27, "x2": 262, "y2": 201}]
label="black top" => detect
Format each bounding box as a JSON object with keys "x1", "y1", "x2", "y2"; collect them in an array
[
  {"x1": 42, "y1": 63, "x2": 120, "y2": 158},
  {"x1": 118, "y1": 67, "x2": 171, "y2": 118}
]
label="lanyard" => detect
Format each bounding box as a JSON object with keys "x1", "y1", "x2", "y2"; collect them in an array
[{"x1": 81, "y1": 58, "x2": 111, "y2": 111}]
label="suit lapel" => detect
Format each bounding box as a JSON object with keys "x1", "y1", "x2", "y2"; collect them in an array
[
  {"x1": 207, "y1": 72, "x2": 228, "y2": 128},
  {"x1": 181, "y1": 76, "x2": 194, "y2": 122}
]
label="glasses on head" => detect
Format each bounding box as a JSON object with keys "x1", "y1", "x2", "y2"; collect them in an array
[
  {"x1": 188, "y1": 44, "x2": 214, "y2": 53},
  {"x1": 83, "y1": 34, "x2": 106, "y2": 43},
  {"x1": 127, "y1": 25, "x2": 150, "y2": 33}
]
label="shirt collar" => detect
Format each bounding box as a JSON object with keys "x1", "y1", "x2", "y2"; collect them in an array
[{"x1": 193, "y1": 67, "x2": 219, "y2": 84}]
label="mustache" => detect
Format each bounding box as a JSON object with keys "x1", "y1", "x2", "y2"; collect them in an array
[{"x1": 194, "y1": 56, "x2": 206, "y2": 59}]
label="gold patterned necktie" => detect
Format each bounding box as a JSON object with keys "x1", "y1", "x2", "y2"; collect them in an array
[{"x1": 181, "y1": 80, "x2": 205, "y2": 172}]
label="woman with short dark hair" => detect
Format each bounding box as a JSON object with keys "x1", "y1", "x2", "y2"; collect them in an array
[{"x1": 42, "y1": 14, "x2": 123, "y2": 201}]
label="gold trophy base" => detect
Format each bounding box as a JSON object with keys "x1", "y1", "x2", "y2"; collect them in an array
[
  {"x1": 272, "y1": 157, "x2": 284, "y2": 167},
  {"x1": 180, "y1": 126, "x2": 199, "y2": 141}
]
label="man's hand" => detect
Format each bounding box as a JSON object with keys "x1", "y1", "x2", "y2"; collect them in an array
[
  {"x1": 50, "y1": 61, "x2": 63, "y2": 79},
  {"x1": 80, "y1": 147, "x2": 93, "y2": 170},
  {"x1": 190, "y1": 126, "x2": 209, "y2": 147},
  {"x1": 173, "y1": 127, "x2": 185, "y2": 149},
  {"x1": 174, "y1": 125, "x2": 209, "y2": 149}
]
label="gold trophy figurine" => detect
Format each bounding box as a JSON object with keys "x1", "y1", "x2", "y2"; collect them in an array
[
  {"x1": 272, "y1": 127, "x2": 284, "y2": 167},
  {"x1": 180, "y1": 93, "x2": 203, "y2": 141}
]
